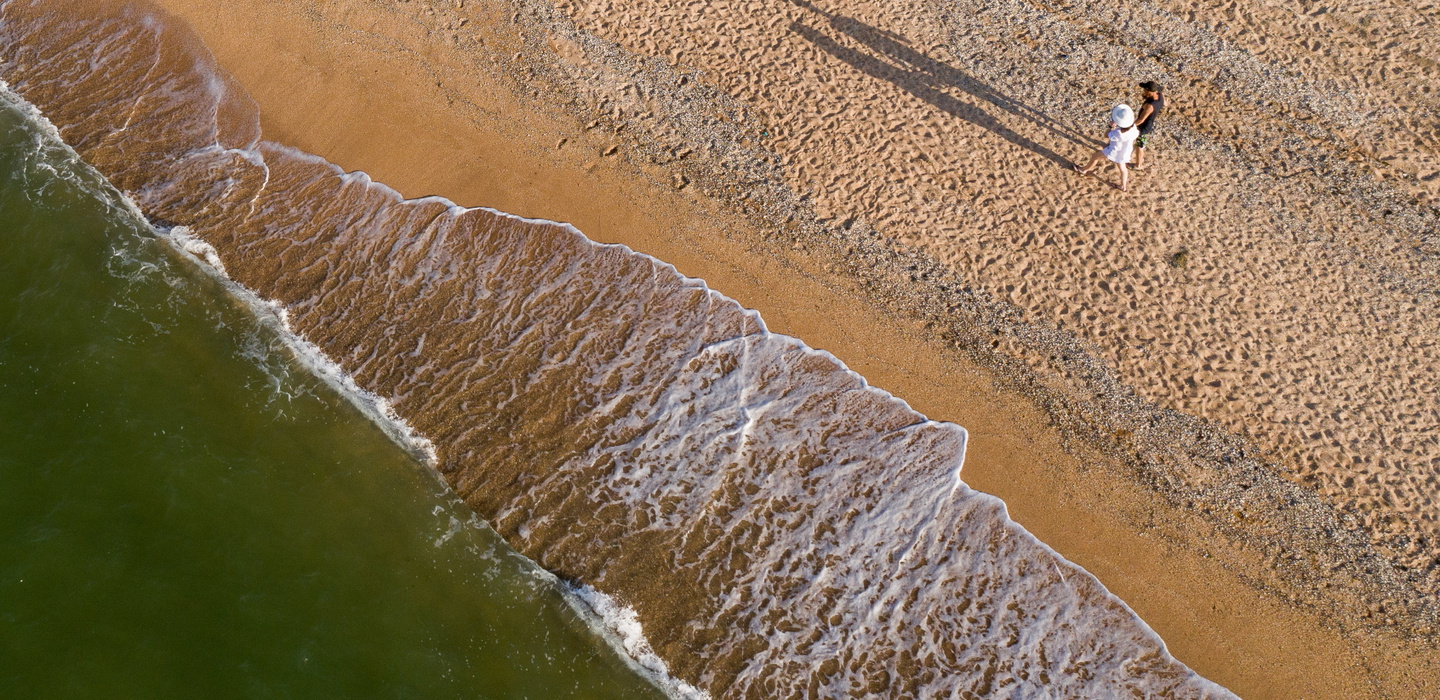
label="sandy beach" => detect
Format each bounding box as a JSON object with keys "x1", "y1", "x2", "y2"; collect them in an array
[{"x1": 11, "y1": 0, "x2": 1440, "y2": 695}]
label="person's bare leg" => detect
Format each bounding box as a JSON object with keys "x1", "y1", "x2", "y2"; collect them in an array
[
  {"x1": 1117, "y1": 161, "x2": 1129, "y2": 191},
  {"x1": 1075, "y1": 151, "x2": 1106, "y2": 175},
  {"x1": 1132, "y1": 146, "x2": 1147, "y2": 171}
]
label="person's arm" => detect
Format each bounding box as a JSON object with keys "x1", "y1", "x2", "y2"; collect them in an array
[{"x1": 1135, "y1": 103, "x2": 1155, "y2": 126}]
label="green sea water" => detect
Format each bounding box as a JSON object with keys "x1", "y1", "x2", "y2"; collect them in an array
[{"x1": 0, "y1": 94, "x2": 665, "y2": 698}]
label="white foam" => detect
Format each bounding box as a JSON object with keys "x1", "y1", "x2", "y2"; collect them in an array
[
  {"x1": 152, "y1": 222, "x2": 441, "y2": 467},
  {"x1": 570, "y1": 585, "x2": 712, "y2": 700},
  {"x1": 164, "y1": 225, "x2": 227, "y2": 275}
]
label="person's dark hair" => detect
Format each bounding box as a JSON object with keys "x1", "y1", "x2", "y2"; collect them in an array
[{"x1": 1139, "y1": 80, "x2": 1163, "y2": 94}]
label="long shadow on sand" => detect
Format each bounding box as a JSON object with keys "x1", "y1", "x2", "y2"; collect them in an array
[{"x1": 788, "y1": 0, "x2": 1092, "y2": 168}]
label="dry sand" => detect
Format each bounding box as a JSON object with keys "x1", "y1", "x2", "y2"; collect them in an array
[{"x1": 137, "y1": 0, "x2": 1439, "y2": 696}]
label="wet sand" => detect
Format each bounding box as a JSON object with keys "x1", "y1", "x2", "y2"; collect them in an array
[{"x1": 117, "y1": 0, "x2": 1440, "y2": 696}]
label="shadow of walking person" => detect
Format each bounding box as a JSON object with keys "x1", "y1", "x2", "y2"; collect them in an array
[{"x1": 787, "y1": 0, "x2": 1091, "y2": 169}]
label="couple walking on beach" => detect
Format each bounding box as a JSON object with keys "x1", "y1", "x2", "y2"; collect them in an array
[{"x1": 1075, "y1": 81, "x2": 1164, "y2": 192}]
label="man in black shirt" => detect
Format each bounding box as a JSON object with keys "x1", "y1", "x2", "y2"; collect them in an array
[{"x1": 1131, "y1": 81, "x2": 1165, "y2": 171}]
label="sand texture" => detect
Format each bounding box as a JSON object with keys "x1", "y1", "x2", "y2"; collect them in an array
[{"x1": 7, "y1": 0, "x2": 1440, "y2": 696}]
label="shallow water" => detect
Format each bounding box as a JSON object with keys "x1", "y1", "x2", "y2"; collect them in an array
[{"x1": 0, "y1": 90, "x2": 664, "y2": 699}]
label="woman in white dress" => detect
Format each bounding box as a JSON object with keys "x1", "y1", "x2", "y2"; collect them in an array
[{"x1": 1075, "y1": 104, "x2": 1140, "y2": 192}]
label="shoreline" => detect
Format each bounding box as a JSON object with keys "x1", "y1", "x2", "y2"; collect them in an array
[{"x1": 62, "y1": 0, "x2": 1440, "y2": 695}]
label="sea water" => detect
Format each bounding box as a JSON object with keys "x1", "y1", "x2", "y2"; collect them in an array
[{"x1": 0, "y1": 86, "x2": 665, "y2": 699}]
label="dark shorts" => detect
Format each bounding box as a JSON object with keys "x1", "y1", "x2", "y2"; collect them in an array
[{"x1": 1136, "y1": 134, "x2": 1150, "y2": 149}]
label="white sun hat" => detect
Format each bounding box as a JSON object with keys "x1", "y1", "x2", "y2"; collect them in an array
[{"x1": 1111, "y1": 103, "x2": 1136, "y2": 128}]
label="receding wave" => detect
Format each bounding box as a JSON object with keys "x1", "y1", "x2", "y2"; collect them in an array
[{"x1": 0, "y1": 1, "x2": 1232, "y2": 696}]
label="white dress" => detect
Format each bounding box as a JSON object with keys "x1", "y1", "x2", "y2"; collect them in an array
[{"x1": 1102, "y1": 127, "x2": 1139, "y2": 164}]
